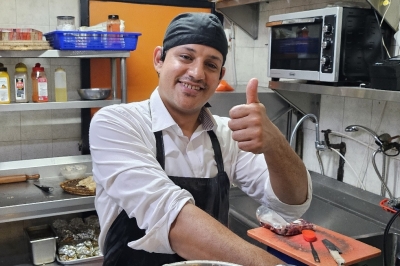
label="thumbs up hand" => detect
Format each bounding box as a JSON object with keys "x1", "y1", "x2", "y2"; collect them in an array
[{"x1": 228, "y1": 78, "x2": 280, "y2": 154}]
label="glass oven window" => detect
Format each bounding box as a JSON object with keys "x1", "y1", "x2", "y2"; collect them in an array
[{"x1": 270, "y1": 23, "x2": 322, "y2": 71}]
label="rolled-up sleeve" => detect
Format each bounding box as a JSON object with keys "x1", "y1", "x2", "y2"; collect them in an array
[{"x1": 231, "y1": 148, "x2": 312, "y2": 223}]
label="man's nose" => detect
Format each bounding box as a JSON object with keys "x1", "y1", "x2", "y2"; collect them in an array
[{"x1": 187, "y1": 61, "x2": 205, "y2": 80}]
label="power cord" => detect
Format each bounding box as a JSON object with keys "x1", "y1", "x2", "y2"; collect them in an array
[{"x1": 383, "y1": 208, "x2": 400, "y2": 266}]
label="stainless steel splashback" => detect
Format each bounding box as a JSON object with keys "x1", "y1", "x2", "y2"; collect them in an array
[{"x1": 367, "y1": 0, "x2": 399, "y2": 31}]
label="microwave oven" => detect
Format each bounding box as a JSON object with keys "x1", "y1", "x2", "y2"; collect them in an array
[{"x1": 266, "y1": 6, "x2": 393, "y2": 85}]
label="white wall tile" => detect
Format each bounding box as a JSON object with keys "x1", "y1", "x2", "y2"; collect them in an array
[
  {"x1": 0, "y1": 141, "x2": 22, "y2": 162},
  {"x1": 21, "y1": 139, "x2": 52, "y2": 160},
  {"x1": 51, "y1": 109, "x2": 81, "y2": 139},
  {"x1": 15, "y1": 0, "x2": 50, "y2": 27},
  {"x1": 0, "y1": 112, "x2": 21, "y2": 142},
  {"x1": 20, "y1": 110, "x2": 52, "y2": 141},
  {"x1": 0, "y1": 0, "x2": 17, "y2": 26}
]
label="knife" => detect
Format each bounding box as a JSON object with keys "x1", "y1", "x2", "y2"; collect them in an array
[{"x1": 322, "y1": 239, "x2": 345, "y2": 266}]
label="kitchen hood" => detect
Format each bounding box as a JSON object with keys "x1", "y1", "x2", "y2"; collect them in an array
[{"x1": 215, "y1": 0, "x2": 269, "y2": 40}]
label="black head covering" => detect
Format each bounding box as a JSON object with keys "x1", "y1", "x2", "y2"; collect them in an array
[{"x1": 162, "y1": 12, "x2": 228, "y2": 65}]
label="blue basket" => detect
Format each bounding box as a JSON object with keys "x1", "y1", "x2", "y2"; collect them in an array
[{"x1": 44, "y1": 31, "x2": 141, "y2": 51}]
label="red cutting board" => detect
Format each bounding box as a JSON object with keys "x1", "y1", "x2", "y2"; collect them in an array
[{"x1": 248, "y1": 226, "x2": 381, "y2": 266}]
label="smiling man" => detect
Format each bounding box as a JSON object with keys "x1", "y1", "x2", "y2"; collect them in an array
[{"x1": 89, "y1": 12, "x2": 312, "y2": 266}]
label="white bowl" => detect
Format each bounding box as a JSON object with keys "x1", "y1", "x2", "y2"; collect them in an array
[{"x1": 60, "y1": 164, "x2": 87, "y2": 180}]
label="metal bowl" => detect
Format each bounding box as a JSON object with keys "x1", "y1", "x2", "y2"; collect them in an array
[
  {"x1": 163, "y1": 261, "x2": 242, "y2": 266},
  {"x1": 77, "y1": 88, "x2": 111, "y2": 100}
]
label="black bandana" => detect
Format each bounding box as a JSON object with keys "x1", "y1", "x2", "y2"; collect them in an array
[{"x1": 163, "y1": 12, "x2": 228, "y2": 65}]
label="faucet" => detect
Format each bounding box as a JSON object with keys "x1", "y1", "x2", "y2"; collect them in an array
[
  {"x1": 290, "y1": 113, "x2": 326, "y2": 151},
  {"x1": 290, "y1": 114, "x2": 326, "y2": 175},
  {"x1": 345, "y1": 125, "x2": 383, "y2": 147},
  {"x1": 345, "y1": 124, "x2": 399, "y2": 207}
]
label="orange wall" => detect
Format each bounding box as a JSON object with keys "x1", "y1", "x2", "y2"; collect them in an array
[{"x1": 89, "y1": 2, "x2": 210, "y2": 102}]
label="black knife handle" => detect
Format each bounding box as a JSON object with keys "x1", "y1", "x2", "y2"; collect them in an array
[{"x1": 310, "y1": 242, "x2": 320, "y2": 263}]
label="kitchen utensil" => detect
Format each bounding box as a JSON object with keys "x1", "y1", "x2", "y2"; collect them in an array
[
  {"x1": 77, "y1": 88, "x2": 111, "y2": 100},
  {"x1": 60, "y1": 164, "x2": 87, "y2": 180},
  {"x1": 25, "y1": 224, "x2": 58, "y2": 265},
  {"x1": 34, "y1": 184, "x2": 54, "y2": 193},
  {"x1": 322, "y1": 239, "x2": 345, "y2": 266},
  {"x1": 0, "y1": 174, "x2": 40, "y2": 184},
  {"x1": 302, "y1": 229, "x2": 320, "y2": 263},
  {"x1": 247, "y1": 226, "x2": 381, "y2": 266}
]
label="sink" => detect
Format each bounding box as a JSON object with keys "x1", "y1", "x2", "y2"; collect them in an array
[
  {"x1": 353, "y1": 232, "x2": 400, "y2": 266},
  {"x1": 229, "y1": 187, "x2": 383, "y2": 239}
]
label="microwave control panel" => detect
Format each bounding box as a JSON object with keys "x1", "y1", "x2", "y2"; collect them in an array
[{"x1": 321, "y1": 15, "x2": 336, "y2": 73}]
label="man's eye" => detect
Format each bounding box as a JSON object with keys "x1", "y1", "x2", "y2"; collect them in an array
[
  {"x1": 180, "y1": 55, "x2": 192, "y2": 60},
  {"x1": 206, "y1": 63, "x2": 218, "y2": 70}
]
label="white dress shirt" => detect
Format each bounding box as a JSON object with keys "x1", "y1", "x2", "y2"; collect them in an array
[{"x1": 89, "y1": 88, "x2": 312, "y2": 254}]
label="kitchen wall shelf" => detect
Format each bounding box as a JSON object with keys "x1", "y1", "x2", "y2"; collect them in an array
[
  {"x1": 0, "y1": 50, "x2": 130, "y2": 58},
  {"x1": 0, "y1": 99, "x2": 120, "y2": 111},
  {"x1": 269, "y1": 81, "x2": 400, "y2": 103},
  {"x1": 0, "y1": 50, "x2": 130, "y2": 225},
  {"x1": 269, "y1": 80, "x2": 400, "y2": 117},
  {"x1": 0, "y1": 155, "x2": 94, "y2": 223}
]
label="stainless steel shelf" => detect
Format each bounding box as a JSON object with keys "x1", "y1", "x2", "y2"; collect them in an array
[
  {"x1": 0, "y1": 49, "x2": 130, "y2": 58},
  {"x1": 269, "y1": 81, "x2": 400, "y2": 103},
  {"x1": 0, "y1": 177, "x2": 95, "y2": 223},
  {"x1": 0, "y1": 99, "x2": 121, "y2": 111}
]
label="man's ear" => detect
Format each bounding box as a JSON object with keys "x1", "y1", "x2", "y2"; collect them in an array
[
  {"x1": 219, "y1": 67, "x2": 226, "y2": 80},
  {"x1": 153, "y1": 46, "x2": 163, "y2": 73}
]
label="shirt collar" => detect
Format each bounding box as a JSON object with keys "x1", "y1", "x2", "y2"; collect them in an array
[{"x1": 150, "y1": 88, "x2": 216, "y2": 132}]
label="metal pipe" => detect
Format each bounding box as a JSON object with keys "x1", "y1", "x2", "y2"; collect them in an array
[{"x1": 372, "y1": 149, "x2": 393, "y2": 199}]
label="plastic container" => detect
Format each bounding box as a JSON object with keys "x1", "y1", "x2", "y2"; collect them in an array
[
  {"x1": 107, "y1": 15, "x2": 120, "y2": 32},
  {"x1": 25, "y1": 224, "x2": 58, "y2": 265},
  {"x1": 54, "y1": 67, "x2": 67, "y2": 102},
  {"x1": 44, "y1": 31, "x2": 141, "y2": 51},
  {"x1": 31, "y1": 63, "x2": 48, "y2": 102},
  {"x1": 57, "y1": 16, "x2": 75, "y2": 31},
  {"x1": 14, "y1": 63, "x2": 28, "y2": 103},
  {"x1": 0, "y1": 63, "x2": 11, "y2": 104}
]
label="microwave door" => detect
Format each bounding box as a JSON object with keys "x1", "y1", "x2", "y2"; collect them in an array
[{"x1": 268, "y1": 17, "x2": 323, "y2": 81}]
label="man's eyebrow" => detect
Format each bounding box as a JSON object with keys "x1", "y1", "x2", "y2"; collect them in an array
[{"x1": 181, "y1": 46, "x2": 222, "y2": 63}]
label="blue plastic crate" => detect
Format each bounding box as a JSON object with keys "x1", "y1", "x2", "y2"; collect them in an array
[{"x1": 44, "y1": 31, "x2": 141, "y2": 51}]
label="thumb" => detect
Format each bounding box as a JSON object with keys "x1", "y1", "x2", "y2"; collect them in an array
[{"x1": 246, "y1": 78, "x2": 259, "y2": 104}]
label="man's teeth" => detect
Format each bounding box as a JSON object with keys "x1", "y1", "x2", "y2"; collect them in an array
[{"x1": 182, "y1": 82, "x2": 201, "y2": 91}]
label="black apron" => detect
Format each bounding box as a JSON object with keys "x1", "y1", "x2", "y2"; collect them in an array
[{"x1": 103, "y1": 130, "x2": 230, "y2": 266}]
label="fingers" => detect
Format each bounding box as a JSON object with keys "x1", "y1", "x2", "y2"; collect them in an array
[{"x1": 246, "y1": 78, "x2": 259, "y2": 104}]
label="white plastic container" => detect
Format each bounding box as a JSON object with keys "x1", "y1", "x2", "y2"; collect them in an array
[
  {"x1": 54, "y1": 67, "x2": 67, "y2": 102},
  {"x1": 14, "y1": 63, "x2": 28, "y2": 103}
]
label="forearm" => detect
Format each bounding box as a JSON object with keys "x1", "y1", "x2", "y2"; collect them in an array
[
  {"x1": 169, "y1": 203, "x2": 283, "y2": 266},
  {"x1": 263, "y1": 132, "x2": 308, "y2": 205}
]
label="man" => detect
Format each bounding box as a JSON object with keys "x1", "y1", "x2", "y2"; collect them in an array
[{"x1": 89, "y1": 12, "x2": 311, "y2": 266}]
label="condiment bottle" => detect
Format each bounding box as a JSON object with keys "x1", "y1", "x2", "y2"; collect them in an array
[
  {"x1": 31, "y1": 63, "x2": 48, "y2": 103},
  {"x1": 107, "y1": 15, "x2": 121, "y2": 32},
  {"x1": 54, "y1": 67, "x2": 67, "y2": 102},
  {"x1": 0, "y1": 63, "x2": 11, "y2": 104},
  {"x1": 14, "y1": 63, "x2": 28, "y2": 103}
]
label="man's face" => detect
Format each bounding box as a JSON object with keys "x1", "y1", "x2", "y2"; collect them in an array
[{"x1": 154, "y1": 44, "x2": 225, "y2": 117}]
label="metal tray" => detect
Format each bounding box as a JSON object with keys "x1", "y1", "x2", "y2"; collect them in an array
[{"x1": 56, "y1": 254, "x2": 103, "y2": 265}]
